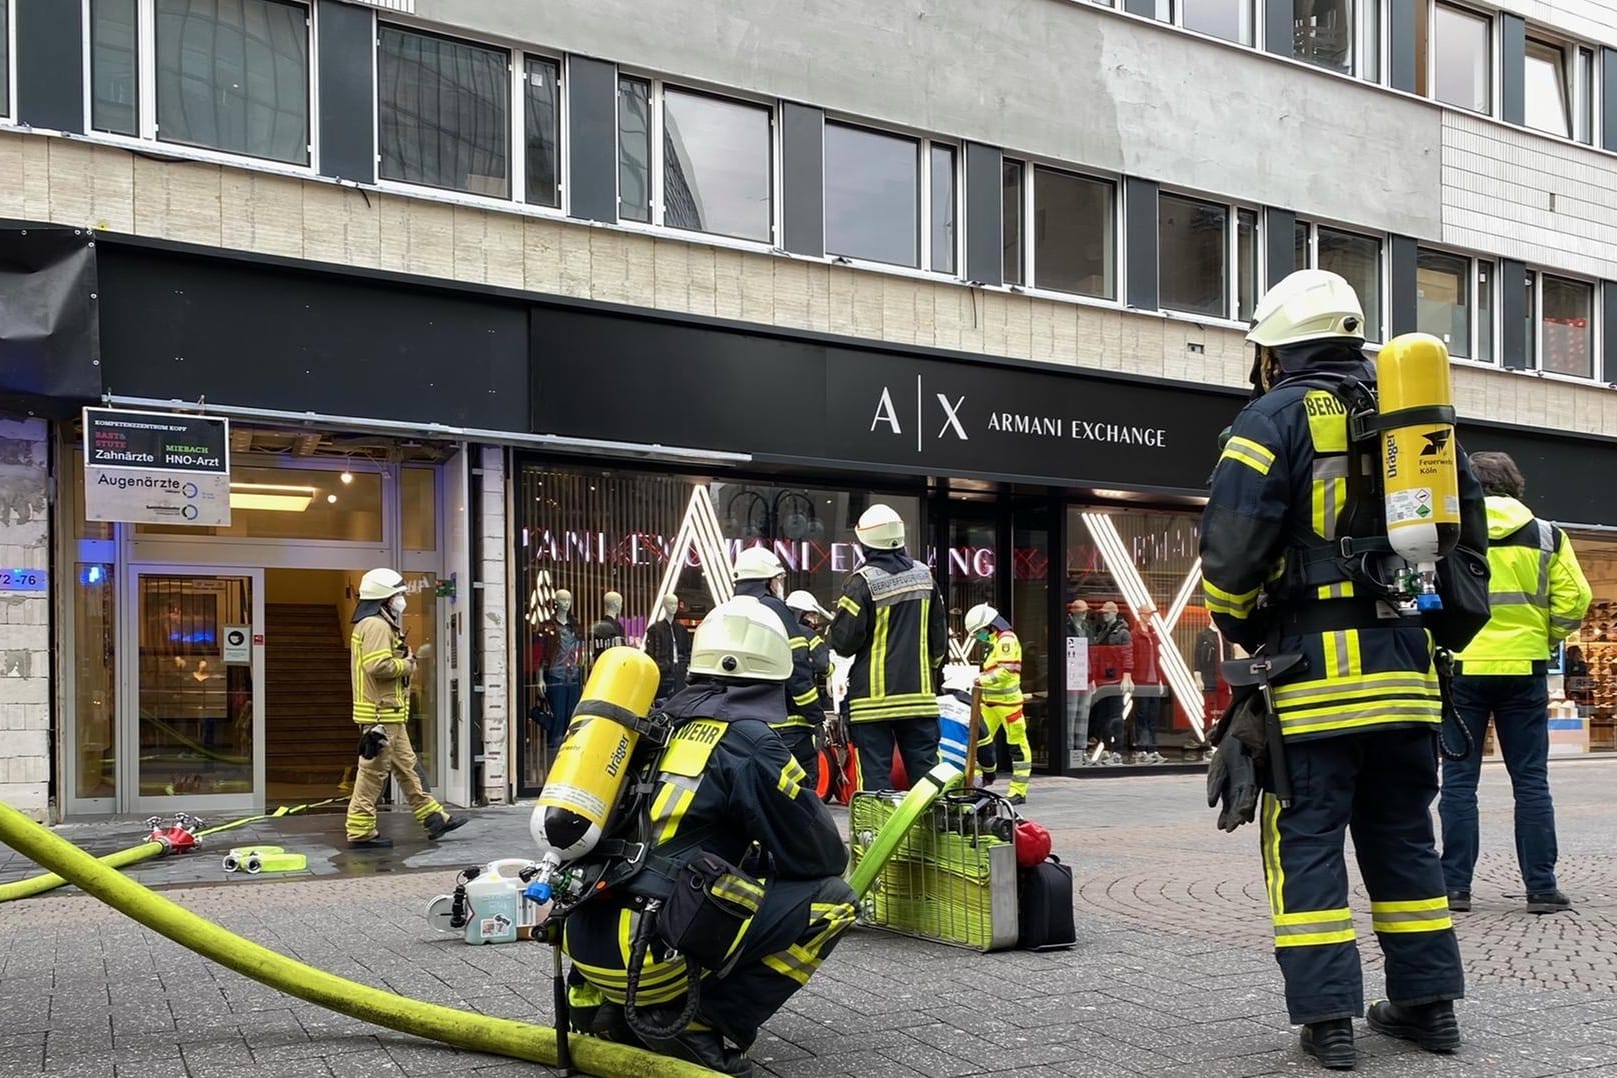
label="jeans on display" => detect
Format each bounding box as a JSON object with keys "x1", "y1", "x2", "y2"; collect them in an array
[
  {"x1": 1067, "y1": 691, "x2": 1093, "y2": 756},
  {"x1": 1133, "y1": 695, "x2": 1161, "y2": 751},
  {"x1": 1092, "y1": 693, "x2": 1125, "y2": 754},
  {"x1": 544, "y1": 674, "x2": 584, "y2": 751},
  {"x1": 1439, "y1": 674, "x2": 1560, "y2": 895}
]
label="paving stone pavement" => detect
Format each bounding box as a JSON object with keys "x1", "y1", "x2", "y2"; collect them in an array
[{"x1": 2, "y1": 758, "x2": 1616, "y2": 1077}]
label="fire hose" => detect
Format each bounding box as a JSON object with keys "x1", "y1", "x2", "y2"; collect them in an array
[
  {"x1": 0, "y1": 796, "x2": 718, "y2": 1077},
  {"x1": 0, "y1": 797, "x2": 344, "y2": 903}
]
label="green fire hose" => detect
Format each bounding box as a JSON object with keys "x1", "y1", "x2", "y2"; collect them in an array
[
  {"x1": 0, "y1": 796, "x2": 717, "y2": 1077},
  {"x1": 0, "y1": 797, "x2": 339, "y2": 903}
]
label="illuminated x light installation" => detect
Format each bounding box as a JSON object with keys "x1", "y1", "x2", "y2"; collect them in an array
[
  {"x1": 1080, "y1": 512, "x2": 1208, "y2": 744},
  {"x1": 644, "y1": 485, "x2": 734, "y2": 634}
]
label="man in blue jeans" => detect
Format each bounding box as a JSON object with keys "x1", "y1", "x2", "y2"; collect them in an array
[{"x1": 1440, "y1": 452, "x2": 1591, "y2": 915}]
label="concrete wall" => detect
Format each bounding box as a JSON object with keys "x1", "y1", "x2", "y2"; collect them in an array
[
  {"x1": 1498, "y1": 0, "x2": 1617, "y2": 47},
  {"x1": 417, "y1": 0, "x2": 1444, "y2": 238},
  {"x1": 0, "y1": 418, "x2": 52, "y2": 821},
  {"x1": 3, "y1": 129, "x2": 1612, "y2": 433}
]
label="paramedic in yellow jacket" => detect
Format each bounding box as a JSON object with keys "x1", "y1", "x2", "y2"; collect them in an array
[
  {"x1": 343, "y1": 568, "x2": 467, "y2": 848},
  {"x1": 964, "y1": 604, "x2": 1033, "y2": 804}
]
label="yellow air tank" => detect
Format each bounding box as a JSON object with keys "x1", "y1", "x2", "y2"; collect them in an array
[
  {"x1": 1377, "y1": 332, "x2": 1461, "y2": 596},
  {"x1": 529, "y1": 646, "x2": 661, "y2": 863}
]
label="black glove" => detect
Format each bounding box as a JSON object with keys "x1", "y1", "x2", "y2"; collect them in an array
[
  {"x1": 1206, "y1": 737, "x2": 1259, "y2": 833},
  {"x1": 358, "y1": 724, "x2": 389, "y2": 761}
]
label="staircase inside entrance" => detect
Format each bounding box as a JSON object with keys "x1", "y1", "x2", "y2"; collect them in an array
[{"x1": 265, "y1": 603, "x2": 353, "y2": 802}]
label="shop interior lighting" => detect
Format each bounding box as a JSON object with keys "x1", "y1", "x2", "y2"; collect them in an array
[
  {"x1": 1081, "y1": 513, "x2": 1208, "y2": 744},
  {"x1": 230, "y1": 483, "x2": 316, "y2": 512},
  {"x1": 1164, "y1": 557, "x2": 1205, "y2": 634},
  {"x1": 645, "y1": 486, "x2": 735, "y2": 628}
]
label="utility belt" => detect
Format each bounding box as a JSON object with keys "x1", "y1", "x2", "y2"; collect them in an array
[
  {"x1": 1271, "y1": 598, "x2": 1408, "y2": 637},
  {"x1": 1280, "y1": 535, "x2": 1396, "y2": 595}
]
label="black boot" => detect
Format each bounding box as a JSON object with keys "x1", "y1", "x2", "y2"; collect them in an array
[
  {"x1": 1366, "y1": 1000, "x2": 1460, "y2": 1053},
  {"x1": 638, "y1": 1027, "x2": 753, "y2": 1076},
  {"x1": 347, "y1": 835, "x2": 393, "y2": 849},
  {"x1": 426, "y1": 813, "x2": 469, "y2": 839},
  {"x1": 1300, "y1": 1018, "x2": 1356, "y2": 1070}
]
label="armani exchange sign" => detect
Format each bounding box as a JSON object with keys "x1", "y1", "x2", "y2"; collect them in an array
[{"x1": 866, "y1": 382, "x2": 1171, "y2": 450}]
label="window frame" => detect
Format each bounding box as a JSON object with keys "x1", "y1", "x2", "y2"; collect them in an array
[
  {"x1": 651, "y1": 81, "x2": 777, "y2": 247},
  {"x1": 3, "y1": 0, "x2": 16, "y2": 122},
  {"x1": 1156, "y1": 189, "x2": 1234, "y2": 321},
  {"x1": 1283, "y1": 0, "x2": 1358, "y2": 77},
  {"x1": 81, "y1": 0, "x2": 317, "y2": 169},
  {"x1": 1532, "y1": 270, "x2": 1600, "y2": 380},
  {"x1": 1295, "y1": 219, "x2": 1386, "y2": 342},
  {"x1": 1414, "y1": 245, "x2": 1491, "y2": 361},
  {"x1": 1523, "y1": 35, "x2": 1573, "y2": 138},
  {"x1": 1429, "y1": 1, "x2": 1494, "y2": 116},
  {"x1": 519, "y1": 52, "x2": 564, "y2": 210},
  {"x1": 1026, "y1": 163, "x2": 1120, "y2": 302},
  {"x1": 821, "y1": 118, "x2": 923, "y2": 270},
  {"x1": 926, "y1": 140, "x2": 959, "y2": 276},
  {"x1": 1172, "y1": 0, "x2": 1256, "y2": 47}
]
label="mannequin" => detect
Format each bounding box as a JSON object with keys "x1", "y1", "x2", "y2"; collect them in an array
[
  {"x1": 643, "y1": 594, "x2": 692, "y2": 703},
  {"x1": 1088, "y1": 600, "x2": 1134, "y2": 764},
  {"x1": 591, "y1": 590, "x2": 627, "y2": 661},
  {"x1": 1065, "y1": 597, "x2": 1096, "y2": 760},
  {"x1": 533, "y1": 589, "x2": 583, "y2": 753}
]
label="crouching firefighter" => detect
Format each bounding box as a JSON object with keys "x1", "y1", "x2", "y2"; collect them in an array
[
  {"x1": 1201, "y1": 270, "x2": 1491, "y2": 1071},
  {"x1": 544, "y1": 597, "x2": 857, "y2": 1076}
]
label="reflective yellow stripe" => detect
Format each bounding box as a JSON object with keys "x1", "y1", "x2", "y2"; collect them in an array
[
  {"x1": 1220, "y1": 436, "x2": 1275, "y2": 475},
  {"x1": 1261, "y1": 793, "x2": 1285, "y2": 917},
  {"x1": 711, "y1": 878, "x2": 763, "y2": 915},
  {"x1": 1370, "y1": 897, "x2": 1449, "y2": 913},
  {"x1": 1204, "y1": 579, "x2": 1260, "y2": 618},
  {"x1": 655, "y1": 788, "x2": 696, "y2": 844},
  {"x1": 793, "y1": 687, "x2": 820, "y2": 707},
  {"x1": 777, "y1": 756, "x2": 807, "y2": 800},
  {"x1": 1275, "y1": 927, "x2": 1358, "y2": 948},
  {"x1": 838, "y1": 595, "x2": 861, "y2": 616},
  {"x1": 1275, "y1": 907, "x2": 1351, "y2": 925},
  {"x1": 1372, "y1": 901, "x2": 1454, "y2": 933},
  {"x1": 871, "y1": 607, "x2": 890, "y2": 699},
  {"x1": 848, "y1": 692, "x2": 938, "y2": 721},
  {"x1": 789, "y1": 638, "x2": 809, "y2": 650}
]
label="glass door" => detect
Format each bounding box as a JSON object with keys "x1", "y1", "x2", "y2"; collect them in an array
[{"x1": 122, "y1": 567, "x2": 265, "y2": 813}]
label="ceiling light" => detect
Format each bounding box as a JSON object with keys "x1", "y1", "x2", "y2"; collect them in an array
[
  {"x1": 230, "y1": 483, "x2": 315, "y2": 512},
  {"x1": 327, "y1": 494, "x2": 338, "y2": 504},
  {"x1": 340, "y1": 471, "x2": 354, "y2": 484}
]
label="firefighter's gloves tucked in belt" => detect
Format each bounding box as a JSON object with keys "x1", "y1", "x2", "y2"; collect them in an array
[
  {"x1": 1207, "y1": 737, "x2": 1260, "y2": 832},
  {"x1": 358, "y1": 724, "x2": 390, "y2": 760}
]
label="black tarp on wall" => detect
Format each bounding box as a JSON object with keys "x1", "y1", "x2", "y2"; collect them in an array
[{"x1": 0, "y1": 226, "x2": 101, "y2": 413}]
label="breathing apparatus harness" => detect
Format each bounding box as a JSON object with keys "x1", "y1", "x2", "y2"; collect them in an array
[{"x1": 1258, "y1": 369, "x2": 1476, "y2": 762}]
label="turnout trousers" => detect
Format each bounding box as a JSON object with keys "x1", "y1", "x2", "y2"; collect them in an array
[
  {"x1": 976, "y1": 700, "x2": 1033, "y2": 798},
  {"x1": 344, "y1": 720, "x2": 449, "y2": 842},
  {"x1": 1258, "y1": 728, "x2": 1464, "y2": 1024},
  {"x1": 851, "y1": 717, "x2": 939, "y2": 791},
  {"x1": 564, "y1": 875, "x2": 857, "y2": 1049}
]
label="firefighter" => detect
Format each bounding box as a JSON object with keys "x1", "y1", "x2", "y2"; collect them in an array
[
  {"x1": 964, "y1": 604, "x2": 1033, "y2": 804},
  {"x1": 562, "y1": 597, "x2": 857, "y2": 1075},
  {"x1": 344, "y1": 568, "x2": 467, "y2": 848},
  {"x1": 733, "y1": 548, "x2": 829, "y2": 786},
  {"x1": 828, "y1": 504, "x2": 948, "y2": 789},
  {"x1": 785, "y1": 589, "x2": 835, "y2": 721},
  {"x1": 1201, "y1": 270, "x2": 1487, "y2": 1070}
]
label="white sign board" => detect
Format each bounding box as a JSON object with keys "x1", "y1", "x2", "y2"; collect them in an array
[
  {"x1": 85, "y1": 470, "x2": 232, "y2": 525},
  {"x1": 1066, "y1": 637, "x2": 1090, "y2": 690},
  {"x1": 222, "y1": 625, "x2": 251, "y2": 665}
]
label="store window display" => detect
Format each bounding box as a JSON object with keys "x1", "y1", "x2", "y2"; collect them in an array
[{"x1": 530, "y1": 588, "x2": 584, "y2": 754}]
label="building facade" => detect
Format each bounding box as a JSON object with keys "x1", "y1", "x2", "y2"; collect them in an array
[{"x1": 3, "y1": 0, "x2": 1617, "y2": 819}]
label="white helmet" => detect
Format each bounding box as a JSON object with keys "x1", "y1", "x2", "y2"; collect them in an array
[
  {"x1": 1247, "y1": 269, "x2": 1366, "y2": 348},
  {"x1": 785, "y1": 590, "x2": 832, "y2": 621},
  {"x1": 733, "y1": 546, "x2": 786, "y2": 582},
  {"x1": 687, "y1": 597, "x2": 792, "y2": 682},
  {"x1": 965, "y1": 604, "x2": 999, "y2": 635},
  {"x1": 359, "y1": 568, "x2": 407, "y2": 601},
  {"x1": 855, "y1": 504, "x2": 906, "y2": 550}
]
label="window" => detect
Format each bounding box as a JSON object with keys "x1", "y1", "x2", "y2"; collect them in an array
[
  {"x1": 930, "y1": 144, "x2": 957, "y2": 274},
  {"x1": 379, "y1": 27, "x2": 509, "y2": 196},
  {"x1": 1575, "y1": 47, "x2": 1595, "y2": 144},
  {"x1": 523, "y1": 58, "x2": 560, "y2": 208},
  {"x1": 1415, "y1": 249, "x2": 1471, "y2": 357},
  {"x1": 91, "y1": 0, "x2": 139, "y2": 135},
  {"x1": 1524, "y1": 39, "x2": 1571, "y2": 137},
  {"x1": 662, "y1": 88, "x2": 772, "y2": 243},
  {"x1": 1181, "y1": 0, "x2": 1253, "y2": 44},
  {"x1": 824, "y1": 122, "x2": 919, "y2": 267},
  {"x1": 1029, "y1": 168, "x2": 1115, "y2": 300},
  {"x1": 1476, "y1": 260, "x2": 1494, "y2": 362},
  {"x1": 1236, "y1": 208, "x2": 1258, "y2": 322},
  {"x1": 1289, "y1": 0, "x2": 1354, "y2": 74},
  {"x1": 1541, "y1": 275, "x2": 1594, "y2": 378},
  {"x1": 1003, "y1": 158, "x2": 1025, "y2": 286},
  {"x1": 618, "y1": 76, "x2": 651, "y2": 223},
  {"x1": 1317, "y1": 227, "x2": 1381, "y2": 341},
  {"x1": 1432, "y1": 4, "x2": 1490, "y2": 114},
  {"x1": 1158, "y1": 194, "x2": 1227, "y2": 318},
  {"x1": 155, "y1": 0, "x2": 309, "y2": 164},
  {"x1": 1523, "y1": 269, "x2": 1538, "y2": 369}
]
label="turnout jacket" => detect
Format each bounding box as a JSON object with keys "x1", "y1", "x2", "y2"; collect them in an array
[
  {"x1": 350, "y1": 605, "x2": 413, "y2": 724},
  {"x1": 1455, "y1": 496, "x2": 1591, "y2": 675},
  {"x1": 978, "y1": 628, "x2": 1024, "y2": 706},
  {"x1": 629, "y1": 680, "x2": 849, "y2": 898},
  {"x1": 1200, "y1": 357, "x2": 1487, "y2": 741},
  {"x1": 828, "y1": 549, "x2": 948, "y2": 723},
  {"x1": 736, "y1": 579, "x2": 827, "y2": 727}
]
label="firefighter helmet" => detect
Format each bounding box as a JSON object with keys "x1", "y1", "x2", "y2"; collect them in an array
[
  {"x1": 1247, "y1": 269, "x2": 1365, "y2": 348},
  {"x1": 965, "y1": 604, "x2": 999, "y2": 635},
  {"x1": 733, "y1": 546, "x2": 786, "y2": 582},
  {"x1": 688, "y1": 597, "x2": 793, "y2": 682},
  {"x1": 855, "y1": 504, "x2": 906, "y2": 550},
  {"x1": 785, "y1": 590, "x2": 832, "y2": 620},
  {"x1": 359, "y1": 568, "x2": 407, "y2": 601}
]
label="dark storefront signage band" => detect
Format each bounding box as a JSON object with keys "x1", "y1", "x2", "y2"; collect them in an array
[
  {"x1": 530, "y1": 306, "x2": 1242, "y2": 495},
  {"x1": 82, "y1": 406, "x2": 229, "y2": 473}
]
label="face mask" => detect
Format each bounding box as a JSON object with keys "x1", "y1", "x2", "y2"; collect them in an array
[
  {"x1": 770, "y1": 577, "x2": 785, "y2": 599},
  {"x1": 389, "y1": 595, "x2": 407, "y2": 616},
  {"x1": 1101, "y1": 612, "x2": 1115, "y2": 624},
  {"x1": 974, "y1": 629, "x2": 992, "y2": 644}
]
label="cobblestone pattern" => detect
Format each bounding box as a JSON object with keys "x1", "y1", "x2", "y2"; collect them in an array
[{"x1": 2, "y1": 760, "x2": 1616, "y2": 1077}]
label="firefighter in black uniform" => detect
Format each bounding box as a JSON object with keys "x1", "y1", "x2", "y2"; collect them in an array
[
  {"x1": 828, "y1": 504, "x2": 948, "y2": 789},
  {"x1": 562, "y1": 597, "x2": 856, "y2": 1076},
  {"x1": 733, "y1": 547, "x2": 830, "y2": 787},
  {"x1": 1202, "y1": 270, "x2": 1487, "y2": 1070}
]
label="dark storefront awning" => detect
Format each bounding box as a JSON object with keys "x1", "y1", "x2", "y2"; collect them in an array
[{"x1": 0, "y1": 225, "x2": 101, "y2": 414}]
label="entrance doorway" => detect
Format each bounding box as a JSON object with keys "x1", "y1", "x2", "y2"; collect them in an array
[{"x1": 124, "y1": 568, "x2": 265, "y2": 813}]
